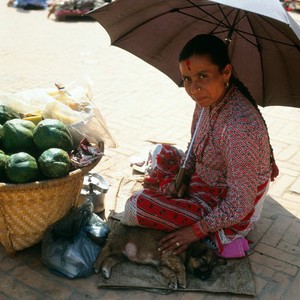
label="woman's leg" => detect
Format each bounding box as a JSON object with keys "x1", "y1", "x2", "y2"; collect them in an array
[{"x1": 121, "y1": 188, "x2": 205, "y2": 231}]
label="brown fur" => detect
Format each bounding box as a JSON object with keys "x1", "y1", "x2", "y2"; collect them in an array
[{"x1": 94, "y1": 223, "x2": 226, "y2": 289}]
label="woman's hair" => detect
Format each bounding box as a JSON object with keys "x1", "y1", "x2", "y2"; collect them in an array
[
  {"x1": 179, "y1": 34, "x2": 229, "y2": 70},
  {"x1": 179, "y1": 34, "x2": 275, "y2": 163}
]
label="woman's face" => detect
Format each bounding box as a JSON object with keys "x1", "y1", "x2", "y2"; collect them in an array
[{"x1": 179, "y1": 54, "x2": 232, "y2": 107}]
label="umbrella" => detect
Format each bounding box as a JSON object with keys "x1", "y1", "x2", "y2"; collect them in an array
[{"x1": 87, "y1": 0, "x2": 300, "y2": 108}]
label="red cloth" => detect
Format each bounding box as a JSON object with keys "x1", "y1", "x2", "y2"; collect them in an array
[{"x1": 122, "y1": 144, "x2": 269, "y2": 252}]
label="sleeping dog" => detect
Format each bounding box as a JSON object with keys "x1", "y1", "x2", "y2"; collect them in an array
[{"x1": 93, "y1": 223, "x2": 226, "y2": 289}]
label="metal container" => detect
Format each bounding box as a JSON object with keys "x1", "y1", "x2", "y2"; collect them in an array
[{"x1": 81, "y1": 172, "x2": 109, "y2": 214}]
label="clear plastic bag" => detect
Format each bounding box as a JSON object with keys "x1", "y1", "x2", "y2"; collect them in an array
[
  {"x1": 0, "y1": 77, "x2": 117, "y2": 148},
  {"x1": 43, "y1": 77, "x2": 117, "y2": 148},
  {"x1": 42, "y1": 200, "x2": 109, "y2": 279},
  {"x1": 0, "y1": 89, "x2": 53, "y2": 116}
]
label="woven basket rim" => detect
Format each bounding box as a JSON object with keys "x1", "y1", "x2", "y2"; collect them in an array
[{"x1": 0, "y1": 156, "x2": 101, "y2": 191}]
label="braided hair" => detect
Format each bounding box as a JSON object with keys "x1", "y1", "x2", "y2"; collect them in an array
[{"x1": 179, "y1": 34, "x2": 276, "y2": 166}]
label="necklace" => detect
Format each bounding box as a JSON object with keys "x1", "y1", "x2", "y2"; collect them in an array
[{"x1": 195, "y1": 93, "x2": 230, "y2": 163}]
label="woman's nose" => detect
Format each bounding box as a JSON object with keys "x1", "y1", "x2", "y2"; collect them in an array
[{"x1": 191, "y1": 82, "x2": 201, "y2": 93}]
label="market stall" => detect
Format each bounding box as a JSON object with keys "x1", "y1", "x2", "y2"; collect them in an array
[
  {"x1": 48, "y1": 0, "x2": 112, "y2": 20},
  {"x1": 281, "y1": 0, "x2": 300, "y2": 11}
]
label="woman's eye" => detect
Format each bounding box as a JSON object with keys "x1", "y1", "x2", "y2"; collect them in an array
[
  {"x1": 199, "y1": 73, "x2": 207, "y2": 79},
  {"x1": 183, "y1": 77, "x2": 191, "y2": 83}
]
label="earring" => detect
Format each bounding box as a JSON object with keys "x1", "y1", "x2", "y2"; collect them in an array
[{"x1": 225, "y1": 82, "x2": 229, "y2": 88}]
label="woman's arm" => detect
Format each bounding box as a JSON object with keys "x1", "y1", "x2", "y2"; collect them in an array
[{"x1": 203, "y1": 120, "x2": 268, "y2": 232}]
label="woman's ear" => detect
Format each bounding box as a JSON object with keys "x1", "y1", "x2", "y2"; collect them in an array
[{"x1": 223, "y1": 64, "x2": 232, "y2": 81}]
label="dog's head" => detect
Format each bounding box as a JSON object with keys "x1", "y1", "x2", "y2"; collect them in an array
[{"x1": 186, "y1": 240, "x2": 226, "y2": 280}]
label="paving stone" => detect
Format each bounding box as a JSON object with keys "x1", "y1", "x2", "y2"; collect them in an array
[
  {"x1": 277, "y1": 241, "x2": 300, "y2": 256},
  {"x1": 275, "y1": 166, "x2": 299, "y2": 177},
  {"x1": 253, "y1": 275, "x2": 268, "y2": 296},
  {"x1": 249, "y1": 252, "x2": 298, "y2": 276},
  {"x1": 282, "y1": 191, "x2": 300, "y2": 202},
  {"x1": 9, "y1": 265, "x2": 73, "y2": 299},
  {"x1": 282, "y1": 219, "x2": 300, "y2": 245},
  {"x1": 271, "y1": 196, "x2": 300, "y2": 216},
  {"x1": 257, "y1": 272, "x2": 292, "y2": 300},
  {"x1": 290, "y1": 177, "x2": 300, "y2": 194},
  {"x1": 283, "y1": 270, "x2": 300, "y2": 300},
  {"x1": 268, "y1": 174, "x2": 297, "y2": 197},
  {"x1": 0, "y1": 274, "x2": 44, "y2": 299},
  {"x1": 276, "y1": 145, "x2": 300, "y2": 161},
  {"x1": 247, "y1": 216, "x2": 273, "y2": 245},
  {"x1": 250, "y1": 261, "x2": 275, "y2": 279},
  {"x1": 261, "y1": 215, "x2": 294, "y2": 246},
  {"x1": 255, "y1": 243, "x2": 300, "y2": 268}
]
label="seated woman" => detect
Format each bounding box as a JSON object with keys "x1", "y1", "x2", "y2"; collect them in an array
[{"x1": 121, "y1": 34, "x2": 279, "y2": 258}]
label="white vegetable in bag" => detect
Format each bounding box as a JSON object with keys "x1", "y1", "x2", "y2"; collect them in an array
[{"x1": 0, "y1": 89, "x2": 53, "y2": 116}]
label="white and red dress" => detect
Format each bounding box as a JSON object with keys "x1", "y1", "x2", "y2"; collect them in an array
[{"x1": 122, "y1": 85, "x2": 272, "y2": 254}]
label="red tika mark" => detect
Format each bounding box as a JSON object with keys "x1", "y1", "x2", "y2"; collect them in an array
[{"x1": 186, "y1": 59, "x2": 191, "y2": 70}]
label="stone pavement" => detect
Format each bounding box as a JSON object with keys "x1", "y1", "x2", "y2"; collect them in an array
[{"x1": 0, "y1": 3, "x2": 299, "y2": 299}]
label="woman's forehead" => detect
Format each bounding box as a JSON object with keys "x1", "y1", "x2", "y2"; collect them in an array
[
  {"x1": 179, "y1": 55, "x2": 217, "y2": 72},
  {"x1": 182, "y1": 54, "x2": 213, "y2": 65}
]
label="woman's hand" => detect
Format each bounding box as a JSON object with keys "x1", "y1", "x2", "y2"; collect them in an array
[
  {"x1": 166, "y1": 180, "x2": 189, "y2": 198},
  {"x1": 157, "y1": 226, "x2": 199, "y2": 255}
]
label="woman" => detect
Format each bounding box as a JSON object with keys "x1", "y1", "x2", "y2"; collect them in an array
[{"x1": 121, "y1": 34, "x2": 279, "y2": 258}]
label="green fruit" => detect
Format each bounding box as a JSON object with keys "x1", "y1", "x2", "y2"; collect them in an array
[
  {"x1": 0, "y1": 152, "x2": 8, "y2": 181},
  {"x1": 38, "y1": 148, "x2": 70, "y2": 178},
  {"x1": 0, "y1": 105, "x2": 20, "y2": 125},
  {"x1": 2, "y1": 119, "x2": 36, "y2": 154},
  {"x1": 6, "y1": 152, "x2": 39, "y2": 183},
  {"x1": 33, "y1": 119, "x2": 73, "y2": 152}
]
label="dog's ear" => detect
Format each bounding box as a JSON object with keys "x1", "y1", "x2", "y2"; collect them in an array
[{"x1": 188, "y1": 241, "x2": 208, "y2": 256}]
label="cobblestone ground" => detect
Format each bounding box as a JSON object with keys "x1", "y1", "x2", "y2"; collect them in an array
[{"x1": 0, "y1": 3, "x2": 299, "y2": 300}]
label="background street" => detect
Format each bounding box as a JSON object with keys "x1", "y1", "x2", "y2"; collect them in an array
[{"x1": 0, "y1": 2, "x2": 300, "y2": 299}]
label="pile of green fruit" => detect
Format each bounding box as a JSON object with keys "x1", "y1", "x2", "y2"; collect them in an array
[{"x1": 0, "y1": 105, "x2": 74, "y2": 184}]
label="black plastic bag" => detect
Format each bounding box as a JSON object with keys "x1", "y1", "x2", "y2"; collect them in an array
[
  {"x1": 42, "y1": 200, "x2": 109, "y2": 278},
  {"x1": 49, "y1": 199, "x2": 94, "y2": 239}
]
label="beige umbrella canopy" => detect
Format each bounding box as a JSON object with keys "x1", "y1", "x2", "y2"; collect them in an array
[{"x1": 87, "y1": 0, "x2": 300, "y2": 108}]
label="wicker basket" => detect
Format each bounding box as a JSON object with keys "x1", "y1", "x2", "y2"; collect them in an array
[{"x1": 0, "y1": 158, "x2": 100, "y2": 256}]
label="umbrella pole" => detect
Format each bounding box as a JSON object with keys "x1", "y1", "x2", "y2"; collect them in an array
[
  {"x1": 175, "y1": 107, "x2": 204, "y2": 190},
  {"x1": 224, "y1": 10, "x2": 240, "y2": 46}
]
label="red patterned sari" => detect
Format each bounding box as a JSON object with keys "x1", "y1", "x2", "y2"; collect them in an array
[{"x1": 122, "y1": 144, "x2": 269, "y2": 252}]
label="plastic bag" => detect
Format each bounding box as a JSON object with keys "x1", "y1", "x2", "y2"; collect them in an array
[
  {"x1": 42, "y1": 200, "x2": 109, "y2": 279},
  {"x1": 0, "y1": 76, "x2": 117, "y2": 148},
  {"x1": 12, "y1": 0, "x2": 47, "y2": 9},
  {"x1": 0, "y1": 89, "x2": 53, "y2": 116},
  {"x1": 43, "y1": 77, "x2": 117, "y2": 148}
]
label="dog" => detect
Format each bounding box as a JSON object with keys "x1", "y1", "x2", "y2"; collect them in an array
[{"x1": 93, "y1": 223, "x2": 226, "y2": 289}]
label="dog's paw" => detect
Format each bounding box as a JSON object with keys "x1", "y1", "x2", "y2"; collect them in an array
[
  {"x1": 168, "y1": 278, "x2": 178, "y2": 290},
  {"x1": 177, "y1": 274, "x2": 187, "y2": 289},
  {"x1": 101, "y1": 266, "x2": 111, "y2": 279},
  {"x1": 93, "y1": 262, "x2": 101, "y2": 274},
  {"x1": 94, "y1": 266, "x2": 100, "y2": 274},
  {"x1": 178, "y1": 280, "x2": 187, "y2": 289}
]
